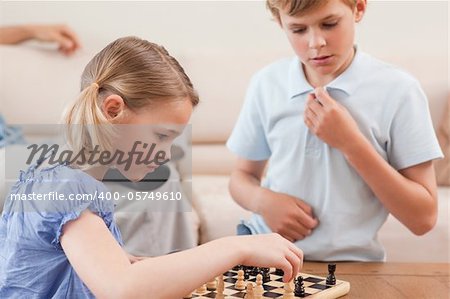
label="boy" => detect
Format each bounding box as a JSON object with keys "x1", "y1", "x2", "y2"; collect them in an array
[{"x1": 227, "y1": 0, "x2": 443, "y2": 261}]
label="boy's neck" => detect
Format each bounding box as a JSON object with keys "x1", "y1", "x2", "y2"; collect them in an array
[{"x1": 303, "y1": 46, "x2": 356, "y2": 88}]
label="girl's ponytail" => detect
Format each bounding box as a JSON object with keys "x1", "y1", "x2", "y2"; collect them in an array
[{"x1": 64, "y1": 82, "x2": 114, "y2": 159}]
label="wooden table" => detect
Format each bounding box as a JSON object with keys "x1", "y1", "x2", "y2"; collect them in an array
[{"x1": 303, "y1": 262, "x2": 450, "y2": 298}]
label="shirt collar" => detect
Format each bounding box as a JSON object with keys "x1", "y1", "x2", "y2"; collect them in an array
[{"x1": 289, "y1": 45, "x2": 362, "y2": 99}]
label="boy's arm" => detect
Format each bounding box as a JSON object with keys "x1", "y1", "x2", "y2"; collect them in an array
[
  {"x1": 230, "y1": 158, "x2": 318, "y2": 242},
  {"x1": 61, "y1": 210, "x2": 302, "y2": 299},
  {"x1": 304, "y1": 88, "x2": 438, "y2": 235},
  {"x1": 344, "y1": 140, "x2": 437, "y2": 235}
]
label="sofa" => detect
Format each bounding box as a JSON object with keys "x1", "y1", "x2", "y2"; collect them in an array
[{"x1": 0, "y1": 1, "x2": 448, "y2": 263}]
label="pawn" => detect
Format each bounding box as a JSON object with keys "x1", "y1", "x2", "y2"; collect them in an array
[
  {"x1": 326, "y1": 263, "x2": 336, "y2": 285},
  {"x1": 282, "y1": 280, "x2": 294, "y2": 299},
  {"x1": 216, "y1": 276, "x2": 225, "y2": 299},
  {"x1": 235, "y1": 269, "x2": 246, "y2": 290},
  {"x1": 255, "y1": 274, "x2": 264, "y2": 297},
  {"x1": 196, "y1": 284, "x2": 207, "y2": 294},
  {"x1": 207, "y1": 277, "x2": 217, "y2": 291},
  {"x1": 294, "y1": 276, "x2": 306, "y2": 297},
  {"x1": 244, "y1": 283, "x2": 255, "y2": 299},
  {"x1": 258, "y1": 268, "x2": 270, "y2": 283}
]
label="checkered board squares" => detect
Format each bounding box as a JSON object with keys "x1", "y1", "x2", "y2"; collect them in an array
[{"x1": 190, "y1": 268, "x2": 350, "y2": 298}]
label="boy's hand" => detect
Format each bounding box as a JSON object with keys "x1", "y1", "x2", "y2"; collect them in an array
[
  {"x1": 258, "y1": 189, "x2": 319, "y2": 242},
  {"x1": 304, "y1": 87, "x2": 364, "y2": 154}
]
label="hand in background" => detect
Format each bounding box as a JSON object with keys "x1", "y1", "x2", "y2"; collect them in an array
[
  {"x1": 0, "y1": 24, "x2": 81, "y2": 55},
  {"x1": 28, "y1": 24, "x2": 81, "y2": 55},
  {"x1": 258, "y1": 189, "x2": 319, "y2": 242}
]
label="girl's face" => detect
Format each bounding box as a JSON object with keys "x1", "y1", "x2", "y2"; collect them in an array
[
  {"x1": 279, "y1": 0, "x2": 366, "y2": 85},
  {"x1": 103, "y1": 96, "x2": 193, "y2": 181}
]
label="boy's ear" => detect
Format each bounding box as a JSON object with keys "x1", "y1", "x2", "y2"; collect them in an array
[
  {"x1": 101, "y1": 94, "x2": 125, "y2": 120},
  {"x1": 354, "y1": 0, "x2": 367, "y2": 22}
]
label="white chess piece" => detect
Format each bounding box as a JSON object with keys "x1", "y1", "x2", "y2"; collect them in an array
[
  {"x1": 196, "y1": 284, "x2": 207, "y2": 294},
  {"x1": 282, "y1": 280, "x2": 295, "y2": 299},
  {"x1": 235, "y1": 269, "x2": 246, "y2": 290},
  {"x1": 255, "y1": 274, "x2": 264, "y2": 297},
  {"x1": 244, "y1": 282, "x2": 255, "y2": 299},
  {"x1": 207, "y1": 277, "x2": 218, "y2": 290},
  {"x1": 216, "y1": 276, "x2": 225, "y2": 299}
]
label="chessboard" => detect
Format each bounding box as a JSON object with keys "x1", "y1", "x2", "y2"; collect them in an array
[{"x1": 187, "y1": 266, "x2": 350, "y2": 298}]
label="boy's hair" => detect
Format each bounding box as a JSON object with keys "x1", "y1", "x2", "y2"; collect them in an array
[
  {"x1": 267, "y1": 0, "x2": 357, "y2": 21},
  {"x1": 64, "y1": 36, "x2": 199, "y2": 155}
]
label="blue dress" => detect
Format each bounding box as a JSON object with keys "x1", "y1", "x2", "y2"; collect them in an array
[{"x1": 0, "y1": 162, "x2": 123, "y2": 298}]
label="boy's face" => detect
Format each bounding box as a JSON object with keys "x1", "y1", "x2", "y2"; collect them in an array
[{"x1": 278, "y1": 0, "x2": 365, "y2": 82}]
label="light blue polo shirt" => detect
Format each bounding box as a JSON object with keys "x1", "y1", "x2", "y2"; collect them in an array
[{"x1": 227, "y1": 47, "x2": 443, "y2": 261}]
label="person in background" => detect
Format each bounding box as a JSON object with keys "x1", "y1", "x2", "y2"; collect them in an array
[{"x1": 0, "y1": 24, "x2": 81, "y2": 55}]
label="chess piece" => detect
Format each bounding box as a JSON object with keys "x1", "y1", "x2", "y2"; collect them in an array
[
  {"x1": 282, "y1": 280, "x2": 295, "y2": 298},
  {"x1": 196, "y1": 284, "x2": 207, "y2": 294},
  {"x1": 294, "y1": 276, "x2": 306, "y2": 297},
  {"x1": 326, "y1": 263, "x2": 336, "y2": 285},
  {"x1": 216, "y1": 276, "x2": 225, "y2": 299},
  {"x1": 207, "y1": 277, "x2": 217, "y2": 290},
  {"x1": 255, "y1": 274, "x2": 264, "y2": 297},
  {"x1": 235, "y1": 269, "x2": 246, "y2": 290},
  {"x1": 250, "y1": 266, "x2": 259, "y2": 276},
  {"x1": 244, "y1": 283, "x2": 255, "y2": 299},
  {"x1": 258, "y1": 268, "x2": 270, "y2": 283}
]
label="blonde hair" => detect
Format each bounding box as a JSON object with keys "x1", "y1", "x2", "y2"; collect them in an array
[
  {"x1": 267, "y1": 0, "x2": 357, "y2": 22},
  {"x1": 64, "y1": 36, "x2": 199, "y2": 158}
]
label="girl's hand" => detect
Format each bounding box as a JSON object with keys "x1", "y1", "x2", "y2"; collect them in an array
[
  {"x1": 232, "y1": 233, "x2": 303, "y2": 282},
  {"x1": 304, "y1": 87, "x2": 364, "y2": 154}
]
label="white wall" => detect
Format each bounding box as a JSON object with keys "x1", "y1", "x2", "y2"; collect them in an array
[{"x1": 0, "y1": 1, "x2": 448, "y2": 136}]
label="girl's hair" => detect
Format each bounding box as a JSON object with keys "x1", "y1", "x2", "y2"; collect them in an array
[
  {"x1": 267, "y1": 0, "x2": 357, "y2": 21},
  {"x1": 64, "y1": 36, "x2": 199, "y2": 157}
]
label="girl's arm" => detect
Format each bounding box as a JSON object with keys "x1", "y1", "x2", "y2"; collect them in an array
[{"x1": 61, "y1": 210, "x2": 302, "y2": 299}]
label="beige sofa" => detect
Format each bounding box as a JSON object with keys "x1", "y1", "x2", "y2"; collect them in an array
[{"x1": 0, "y1": 1, "x2": 449, "y2": 262}]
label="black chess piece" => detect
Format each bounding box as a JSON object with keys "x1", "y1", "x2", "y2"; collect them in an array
[
  {"x1": 294, "y1": 276, "x2": 306, "y2": 297},
  {"x1": 326, "y1": 263, "x2": 336, "y2": 285},
  {"x1": 249, "y1": 266, "x2": 259, "y2": 276},
  {"x1": 232, "y1": 264, "x2": 241, "y2": 271},
  {"x1": 244, "y1": 267, "x2": 251, "y2": 280}
]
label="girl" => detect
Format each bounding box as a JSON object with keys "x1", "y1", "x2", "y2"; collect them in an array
[{"x1": 0, "y1": 37, "x2": 302, "y2": 298}]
